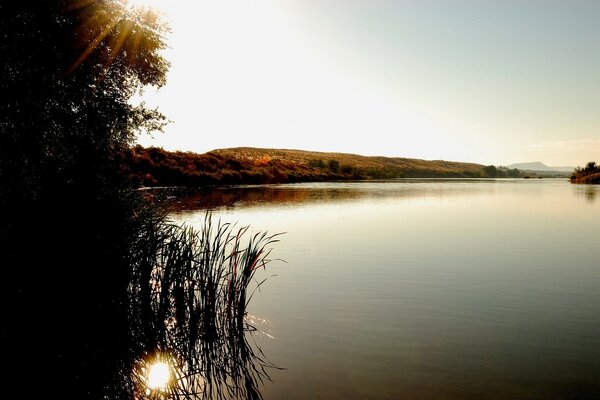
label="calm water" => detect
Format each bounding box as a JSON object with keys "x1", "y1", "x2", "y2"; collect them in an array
[{"x1": 167, "y1": 179, "x2": 600, "y2": 400}]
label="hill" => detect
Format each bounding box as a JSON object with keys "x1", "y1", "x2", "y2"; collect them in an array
[
  {"x1": 212, "y1": 147, "x2": 486, "y2": 176},
  {"x1": 123, "y1": 146, "x2": 501, "y2": 186},
  {"x1": 507, "y1": 162, "x2": 573, "y2": 173}
]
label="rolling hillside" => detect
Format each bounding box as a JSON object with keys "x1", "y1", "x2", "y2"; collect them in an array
[
  {"x1": 124, "y1": 146, "x2": 492, "y2": 186},
  {"x1": 212, "y1": 147, "x2": 485, "y2": 177}
]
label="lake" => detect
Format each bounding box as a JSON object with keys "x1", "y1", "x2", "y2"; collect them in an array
[{"x1": 166, "y1": 179, "x2": 600, "y2": 400}]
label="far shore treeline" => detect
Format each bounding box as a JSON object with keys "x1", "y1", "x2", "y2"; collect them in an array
[{"x1": 123, "y1": 146, "x2": 524, "y2": 186}]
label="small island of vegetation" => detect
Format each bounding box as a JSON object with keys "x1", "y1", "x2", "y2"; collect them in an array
[{"x1": 570, "y1": 161, "x2": 600, "y2": 184}]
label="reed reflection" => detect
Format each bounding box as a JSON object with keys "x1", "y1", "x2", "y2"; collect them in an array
[{"x1": 112, "y1": 214, "x2": 281, "y2": 400}]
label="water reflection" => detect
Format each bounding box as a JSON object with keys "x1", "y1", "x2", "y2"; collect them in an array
[
  {"x1": 145, "y1": 360, "x2": 171, "y2": 390},
  {"x1": 147, "y1": 179, "x2": 505, "y2": 213},
  {"x1": 111, "y1": 217, "x2": 280, "y2": 400},
  {"x1": 572, "y1": 184, "x2": 599, "y2": 203},
  {"x1": 162, "y1": 179, "x2": 600, "y2": 400}
]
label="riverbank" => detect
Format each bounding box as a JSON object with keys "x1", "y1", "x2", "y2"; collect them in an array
[
  {"x1": 123, "y1": 146, "x2": 516, "y2": 186},
  {"x1": 570, "y1": 162, "x2": 600, "y2": 184},
  {"x1": 571, "y1": 172, "x2": 600, "y2": 184}
]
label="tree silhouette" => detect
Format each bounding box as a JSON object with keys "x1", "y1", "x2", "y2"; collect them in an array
[
  {"x1": 571, "y1": 161, "x2": 600, "y2": 183},
  {"x1": 1, "y1": 1, "x2": 169, "y2": 398},
  {"x1": 482, "y1": 165, "x2": 498, "y2": 178},
  {"x1": 585, "y1": 161, "x2": 597, "y2": 173}
]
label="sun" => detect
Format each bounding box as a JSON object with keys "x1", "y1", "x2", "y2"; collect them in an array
[{"x1": 147, "y1": 361, "x2": 171, "y2": 390}]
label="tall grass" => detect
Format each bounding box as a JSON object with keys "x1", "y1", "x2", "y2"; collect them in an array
[{"x1": 120, "y1": 212, "x2": 282, "y2": 400}]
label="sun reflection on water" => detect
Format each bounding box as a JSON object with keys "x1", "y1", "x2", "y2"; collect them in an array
[
  {"x1": 134, "y1": 354, "x2": 175, "y2": 397},
  {"x1": 147, "y1": 361, "x2": 170, "y2": 390}
]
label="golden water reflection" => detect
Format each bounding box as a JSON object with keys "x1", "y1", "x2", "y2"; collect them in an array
[
  {"x1": 159, "y1": 179, "x2": 600, "y2": 400},
  {"x1": 572, "y1": 183, "x2": 599, "y2": 203},
  {"x1": 146, "y1": 179, "x2": 505, "y2": 214},
  {"x1": 147, "y1": 361, "x2": 170, "y2": 390}
]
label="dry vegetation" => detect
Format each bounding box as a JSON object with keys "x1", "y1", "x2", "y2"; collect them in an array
[
  {"x1": 123, "y1": 146, "x2": 489, "y2": 187},
  {"x1": 570, "y1": 161, "x2": 600, "y2": 184}
]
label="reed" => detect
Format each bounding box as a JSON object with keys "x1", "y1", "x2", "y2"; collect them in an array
[{"x1": 120, "y1": 212, "x2": 282, "y2": 400}]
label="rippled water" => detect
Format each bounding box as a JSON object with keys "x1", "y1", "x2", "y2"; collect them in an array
[{"x1": 167, "y1": 179, "x2": 600, "y2": 399}]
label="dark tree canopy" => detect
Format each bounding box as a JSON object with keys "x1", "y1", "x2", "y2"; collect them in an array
[
  {"x1": 0, "y1": 1, "x2": 170, "y2": 398},
  {"x1": 571, "y1": 161, "x2": 600, "y2": 183},
  {"x1": 1, "y1": 0, "x2": 168, "y2": 207},
  {"x1": 482, "y1": 165, "x2": 498, "y2": 178}
]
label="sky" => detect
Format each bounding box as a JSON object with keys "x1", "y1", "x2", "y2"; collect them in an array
[{"x1": 133, "y1": 0, "x2": 600, "y2": 167}]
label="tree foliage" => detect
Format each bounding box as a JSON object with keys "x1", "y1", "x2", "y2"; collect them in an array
[
  {"x1": 0, "y1": 1, "x2": 169, "y2": 398},
  {"x1": 1, "y1": 0, "x2": 168, "y2": 207},
  {"x1": 571, "y1": 161, "x2": 600, "y2": 184}
]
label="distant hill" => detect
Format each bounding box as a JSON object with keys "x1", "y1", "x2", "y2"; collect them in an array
[
  {"x1": 213, "y1": 147, "x2": 485, "y2": 176},
  {"x1": 124, "y1": 146, "x2": 504, "y2": 187},
  {"x1": 507, "y1": 162, "x2": 573, "y2": 173}
]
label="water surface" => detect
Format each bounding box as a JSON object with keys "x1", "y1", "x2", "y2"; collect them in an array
[{"x1": 168, "y1": 179, "x2": 600, "y2": 400}]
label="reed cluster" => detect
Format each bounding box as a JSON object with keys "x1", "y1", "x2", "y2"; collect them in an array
[{"x1": 106, "y1": 212, "x2": 281, "y2": 400}]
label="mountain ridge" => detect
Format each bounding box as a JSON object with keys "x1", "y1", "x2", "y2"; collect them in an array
[{"x1": 507, "y1": 161, "x2": 573, "y2": 172}]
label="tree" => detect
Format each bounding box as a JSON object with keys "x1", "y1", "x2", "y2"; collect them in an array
[
  {"x1": 328, "y1": 159, "x2": 340, "y2": 173},
  {"x1": 482, "y1": 165, "x2": 498, "y2": 178},
  {"x1": 507, "y1": 168, "x2": 521, "y2": 178},
  {"x1": 0, "y1": 1, "x2": 169, "y2": 398},
  {"x1": 1, "y1": 0, "x2": 168, "y2": 205},
  {"x1": 585, "y1": 161, "x2": 598, "y2": 173}
]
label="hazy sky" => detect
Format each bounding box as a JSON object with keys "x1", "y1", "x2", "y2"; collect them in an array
[{"x1": 134, "y1": 0, "x2": 600, "y2": 166}]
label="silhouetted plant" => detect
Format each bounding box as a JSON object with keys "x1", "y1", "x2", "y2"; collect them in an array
[
  {"x1": 571, "y1": 161, "x2": 600, "y2": 184},
  {"x1": 2, "y1": 3, "x2": 284, "y2": 399},
  {"x1": 482, "y1": 165, "x2": 498, "y2": 178},
  {"x1": 119, "y1": 213, "x2": 282, "y2": 400},
  {"x1": 1, "y1": 1, "x2": 169, "y2": 398}
]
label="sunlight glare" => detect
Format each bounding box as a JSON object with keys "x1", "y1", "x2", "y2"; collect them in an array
[
  {"x1": 126, "y1": 0, "x2": 164, "y2": 11},
  {"x1": 147, "y1": 361, "x2": 171, "y2": 390}
]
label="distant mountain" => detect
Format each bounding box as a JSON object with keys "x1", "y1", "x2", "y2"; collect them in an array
[{"x1": 507, "y1": 162, "x2": 574, "y2": 173}]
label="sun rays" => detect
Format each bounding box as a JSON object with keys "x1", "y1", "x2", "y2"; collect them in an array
[
  {"x1": 62, "y1": 0, "x2": 166, "y2": 80},
  {"x1": 125, "y1": 0, "x2": 164, "y2": 10}
]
